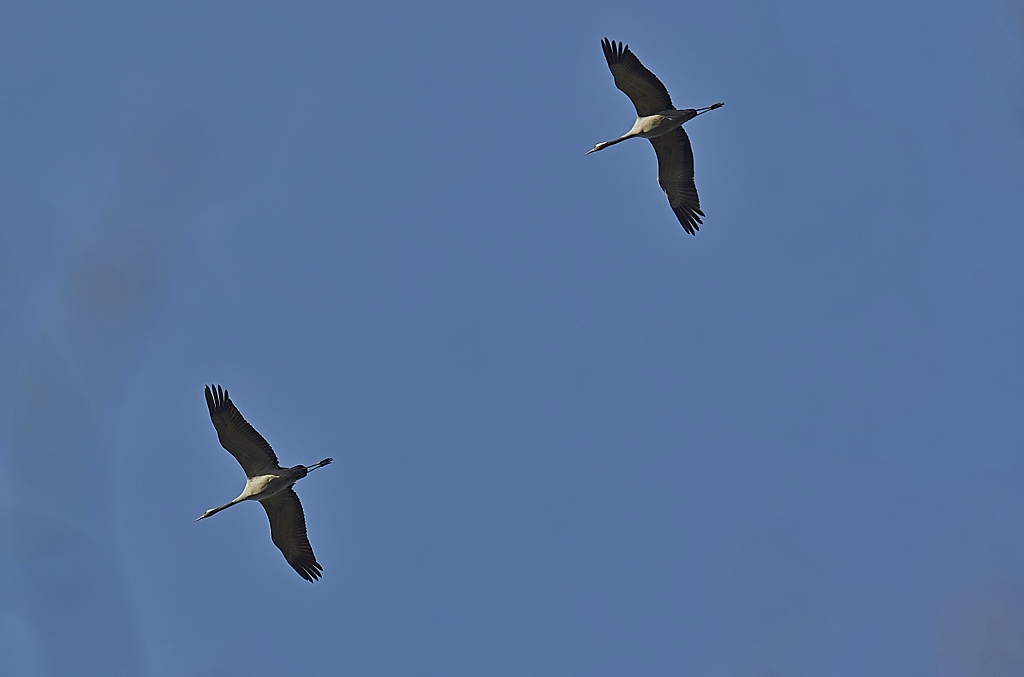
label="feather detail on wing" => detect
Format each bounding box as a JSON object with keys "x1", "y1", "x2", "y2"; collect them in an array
[
  {"x1": 261, "y1": 488, "x2": 323, "y2": 582},
  {"x1": 601, "y1": 38, "x2": 674, "y2": 117},
  {"x1": 650, "y1": 128, "x2": 704, "y2": 235},
  {"x1": 205, "y1": 385, "x2": 281, "y2": 477}
]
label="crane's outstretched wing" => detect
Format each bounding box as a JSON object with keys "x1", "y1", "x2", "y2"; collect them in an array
[
  {"x1": 650, "y1": 127, "x2": 704, "y2": 235},
  {"x1": 205, "y1": 385, "x2": 281, "y2": 477},
  {"x1": 602, "y1": 38, "x2": 674, "y2": 117},
  {"x1": 260, "y1": 488, "x2": 323, "y2": 582}
]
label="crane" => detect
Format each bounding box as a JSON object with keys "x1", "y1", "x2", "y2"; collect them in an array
[
  {"x1": 196, "y1": 384, "x2": 332, "y2": 582},
  {"x1": 588, "y1": 38, "x2": 723, "y2": 235}
]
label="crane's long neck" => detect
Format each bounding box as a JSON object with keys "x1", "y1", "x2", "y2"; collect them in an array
[
  {"x1": 195, "y1": 497, "x2": 243, "y2": 521},
  {"x1": 586, "y1": 134, "x2": 634, "y2": 155}
]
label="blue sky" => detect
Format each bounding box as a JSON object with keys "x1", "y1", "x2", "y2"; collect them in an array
[{"x1": 1, "y1": 1, "x2": 1024, "y2": 675}]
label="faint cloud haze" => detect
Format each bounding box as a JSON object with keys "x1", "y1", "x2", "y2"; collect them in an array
[
  {"x1": 1009, "y1": 0, "x2": 1024, "y2": 38},
  {"x1": 54, "y1": 114, "x2": 215, "y2": 392},
  {"x1": 727, "y1": 537, "x2": 823, "y2": 677},
  {"x1": 938, "y1": 553, "x2": 1024, "y2": 677},
  {"x1": 1008, "y1": 0, "x2": 1024, "y2": 125},
  {"x1": 0, "y1": 114, "x2": 215, "y2": 676}
]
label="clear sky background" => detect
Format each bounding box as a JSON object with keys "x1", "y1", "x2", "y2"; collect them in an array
[{"x1": 1, "y1": 1, "x2": 1024, "y2": 675}]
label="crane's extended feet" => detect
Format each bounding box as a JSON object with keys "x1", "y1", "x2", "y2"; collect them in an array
[
  {"x1": 695, "y1": 102, "x2": 724, "y2": 115},
  {"x1": 307, "y1": 458, "x2": 333, "y2": 471}
]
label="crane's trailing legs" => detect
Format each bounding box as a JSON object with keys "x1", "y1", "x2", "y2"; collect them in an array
[
  {"x1": 307, "y1": 458, "x2": 333, "y2": 471},
  {"x1": 695, "y1": 102, "x2": 724, "y2": 115}
]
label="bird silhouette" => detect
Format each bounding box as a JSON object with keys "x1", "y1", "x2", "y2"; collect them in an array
[{"x1": 196, "y1": 385, "x2": 332, "y2": 582}]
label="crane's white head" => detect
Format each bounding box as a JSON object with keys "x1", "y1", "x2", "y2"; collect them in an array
[{"x1": 195, "y1": 507, "x2": 221, "y2": 521}]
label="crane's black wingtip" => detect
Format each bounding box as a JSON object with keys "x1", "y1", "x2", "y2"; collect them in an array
[
  {"x1": 672, "y1": 208, "x2": 704, "y2": 236},
  {"x1": 205, "y1": 384, "x2": 230, "y2": 414},
  {"x1": 600, "y1": 38, "x2": 630, "y2": 63},
  {"x1": 688, "y1": 214, "x2": 705, "y2": 235},
  {"x1": 296, "y1": 561, "x2": 324, "y2": 582}
]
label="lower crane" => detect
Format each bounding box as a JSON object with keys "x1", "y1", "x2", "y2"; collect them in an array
[{"x1": 196, "y1": 385, "x2": 332, "y2": 582}]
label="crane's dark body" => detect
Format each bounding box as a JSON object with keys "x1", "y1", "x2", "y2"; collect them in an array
[
  {"x1": 589, "y1": 38, "x2": 723, "y2": 235},
  {"x1": 197, "y1": 385, "x2": 332, "y2": 582}
]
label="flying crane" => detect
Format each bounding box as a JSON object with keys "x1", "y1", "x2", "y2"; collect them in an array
[
  {"x1": 588, "y1": 38, "x2": 723, "y2": 234},
  {"x1": 196, "y1": 385, "x2": 332, "y2": 582}
]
